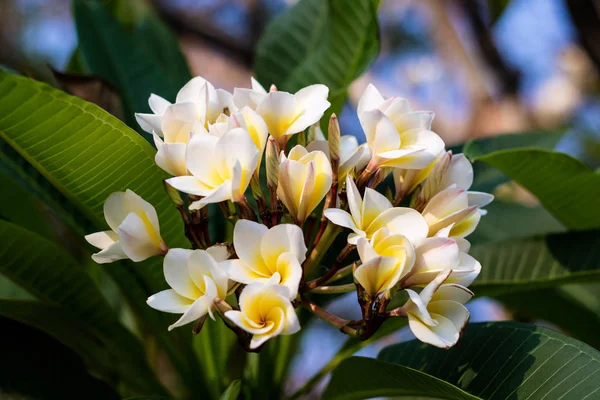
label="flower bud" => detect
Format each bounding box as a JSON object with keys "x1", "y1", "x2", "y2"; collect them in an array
[
  {"x1": 266, "y1": 136, "x2": 279, "y2": 190},
  {"x1": 328, "y1": 113, "x2": 341, "y2": 169},
  {"x1": 277, "y1": 145, "x2": 332, "y2": 223}
]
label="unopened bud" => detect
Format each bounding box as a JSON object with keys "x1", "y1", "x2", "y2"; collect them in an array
[
  {"x1": 417, "y1": 151, "x2": 452, "y2": 208},
  {"x1": 163, "y1": 180, "x2": 184, "y2": 207},
  {"x1": 269, "y1": 84, "x2": 278, "y2": 92},
  {"x1": 328, "y1": 114, "x2": 341, "y2": 169},
  {"x1": 266, "y1": 137, "x2": 279, "y2": 189}
]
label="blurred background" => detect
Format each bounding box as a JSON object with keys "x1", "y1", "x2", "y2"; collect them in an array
[{"x1": 2, "y1": 0, "x2": 600, "y2": 395}]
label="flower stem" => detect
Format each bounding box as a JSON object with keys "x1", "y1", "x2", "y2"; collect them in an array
[
  {"x1": 309, "y1": 284, "x2": 356, "y2": 294},
  {"x1": 303, "y1": 222, "x2": 341, "y2": 278}
]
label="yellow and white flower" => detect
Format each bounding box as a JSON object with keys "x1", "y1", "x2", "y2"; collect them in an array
[
  {"x1": 85, "y1": 190, "x2": 167, "y2": 264},
  {"x1": 222, "y1": 220, "x2": 306, "y2": 299},
  {"x1": 355, "y1": 228, "x2": 415, "y2": 296},
  {"x1": 232, "y1": 77, "x2": 268, "y2": 110},
  {"x1": 402, "y1": 237, "x2": 481, "y2": 287},
  {"x1": 405, "y1": 269, "x2": 472, "y2": 348},
  {"x1": 225, "y1": 281, "x2": 300, "y2": 349},
  {"x1": 277, "y1": 145, "x2": 332, "y2": 223},
  {"x1": 357, "y1": 84, "x2": 445, "y2": 169},
  {"x1": 324, "y1": 175, "x2": 429, "y2": 245},
  {"x1": 255, "y1": 85, "x2": 330, "y2": 139},
  {"x1": 307, "y1": 134, "x2": 371, "y2": 180},
  {"x1": 422, "y1": 185, "x2": 492, "y2": 238},
  {"x1": 166, "y1": 128, "x2": 259, "y2": 209},
  {"x1": 136, "y1": 76, "x2": 235, "y2": 133},
  {"x1": 152, "y1": 102, "x2": 208, "y2": 176},
  {"x1": 146, "y1": 247, "x2": 230, "y2": 331}
]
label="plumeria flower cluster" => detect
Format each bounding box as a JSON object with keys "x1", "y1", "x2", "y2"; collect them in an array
[{"x1": 86, "y1": 78, "x2": 492, "y2": 350}]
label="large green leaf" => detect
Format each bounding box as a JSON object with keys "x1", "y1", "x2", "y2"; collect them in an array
[
  {"x1": 0, "y1": 221, "x2": 164, "y2": 394},
  {"x1": 378, "y1": 321, "x2": 600, "y2": 400},
  {"x1": 470, "y1": 229, "x2": 600, "y2": 296},
  {"x1": 74, "y1": 0, "x2": 191, "y2": 134},
  {"x1": 496, "y1": 284, "x2": 600, "y2": 350},
  {"x1": 0, "y1": 316, "x2": 120, "y2": 400},
  {"x1": 0, "y1": 71, "x2": 204, "y2": 392},
  {"x1": 254, "y1": 0, "x2": 380, "y2": 122},
  {"x1": 468, "y1": 199, "x2": 565, "y2": 245},
  {"x1": 464, "y1": 133, "x2": 600, "y2": 230},
  {"x1": 323, "y1": 356, "x2": 480, "y2": 400}
]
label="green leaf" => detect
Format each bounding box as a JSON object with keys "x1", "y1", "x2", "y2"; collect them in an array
[
  {"x1": 0, "y1": 71, "x2": 204, "y2": 392},
  {"x1": 378, "y1": 321, "x2": 600, "y2": 400},
  {"x1": 495, "y1": 284, "x2": 600, "y2": 350},
  {"x1": 0, "y1": 221, "x2": 164, "y2": 394},
  {"x1": 254, "y1": 0, "x2": 380, "y2": 123},
  {"x1": 323, "y1": 356, "x2": 480, "y2": 400},
  {"x1": 74, "y1": 0, "x2": 191, "y2": 135},
  {"x1": 468, "y1": 199, "x2": 565, "y2": 245},
  {"x1": 0, "y1": 316, "x2": 120, "y2": 399},
  {"x1": 464, "y1": 133, "x2": 600, "y2": 230},
  {"x1": 219, "y1": 380, "x2": 241, "y2": 400},
  {"x1": 470, "y1": 229, "x2": 600, "y2": 296}
]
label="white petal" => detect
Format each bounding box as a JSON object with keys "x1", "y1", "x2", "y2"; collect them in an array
[
  {"x1": 135, "y1": 113, "x2": 163, "y2": 134},
  {"x1": 405, "y1": 289, "x2": 436, "y2": 326},
  {"x1": 103, "y1": 192, "x2": 128, "y2": 233},
  {"x1": 168, "y1": 296, "x2": 212, "y2": 331},
  {"x1": 220, "y1": 259, "x2": 268, "y2": 284},
  {"x1": 345, "y1": 175, "x2": 363, "y2": 226},
  {"x1": 443, "y1": 154, "x2": 473, "y2": 190},
  {"x1": 324, "y1": 209, "x2": 359, "y2": 232},
  {"x1": 255, "y1": 91, "x2": 296, "y2": 138},
  {"x1": 188, "y1": 181, "x2": 233, "y2": 210},
  {"x1": 468, "y1": 191, "x2": 494, "y2": 208},
  {"x1": 188, "y1": 250, "x2": 227, "y2": 297},
  {"x1": 294, "y1": 84, "x2": 329, "y2": 111},
  {"x1": 306, "y1": 140, "x2": 330, "y2": 159},
  {"x1": 148, "y1": 94, "x2": 170, "y2": 114},
  {"x1": 433, "y1": 284, "x2": 474, "y2": 304},
  {"x1": 356, "y1": 237, "x2": 379, "y2": 263},
  {"x1": 389, "y1": 110, "x2": 434, "y2": 132},
  {"x1": 147, "y1": 289, "x2": 192, "y2": 313},
  {"x1": 166, "y1": 176, "x2": 214, "y2": 197},
  {"x1": 185, "y1": 133, "x2": 220, "y2": 181},
  {"x1": 261, "y1": 224, "x2": 307, "y2": 265},
  {"x1": 91, "y1": 240, "x2": 128, "y2": 264},
  {"x1": 206, "y1": 244, "x2": 231, "y2": 262},
  {"x1": 154, "y1": 135, "x2": 188, "y2": 176},
  {"x1": 163, "y1": 249, "x2": 198, "y2": 299},
  {"x1": 85, "y1": 230, "x2": 117, "y2": 250},
  {"x1": 419, "y1": 269, "x2": 452, "y2": 305},
  {"x1": 361, "y1": 188, "x2": 392, "y2": 227},
  {"x1": 361, "y1": 109, "x2": 400, "y2": 155},
  {"x1": 118, "y1": 213, "x2": 164, "y2": 262},
  {"x1": 275, "y1": 252, "x2": 303, "y2": 299},
  {"x1": 233, "y1": 220, "x2": 269, "y2": 267},
  {"x1": 408, "y1": 316, "x2": 452, "y2": 348},
  {"x1": 357, "y1": 83, "x2": 385, "y2": 118},
  {"x1": 368, "y1": 207, "x2": 428, "y2": 245}
]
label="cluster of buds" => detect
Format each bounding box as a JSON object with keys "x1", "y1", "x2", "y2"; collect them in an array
[{"x1": 85, "y1": 77, "x2": 492, "y2": 350}]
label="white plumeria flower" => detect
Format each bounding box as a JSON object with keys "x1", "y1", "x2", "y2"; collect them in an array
[
  {"x1": 306, "y1": 135, "x2": 371, "y2": 180},
  {"x1": 393, "y1": 151, "x2": 444, "y2": 198},
  {"x1": 146, "y1": 247, "x2": 229, "y2": 331},
  {"x1": 85, "y1": 190, "x2": 167, "y2": 264},
  {"x1": 222, "y1": 220, "x2": 306, "y2": 299},
  {"x1": 402, "y1": 237, "x2": 481, "y2": 287},
  {"x1": 324, "y1": 175, "x2": 429, "y2": 245},
  {"x1": 357, "y1": 84, "x2": 445, "y2": 169},
  {"x1": 277, "y1": 145, "x2": 332, "y2": 223},
  {"x1": 255, "y1": 85, "x2": 331, "y2": 139},
  {"x1": 135, "y1": 76, "x2": 235, "y2": 134},
  {"x1": 225, "y1": 281, "x2": 300, "y2": 349},
  {"x1": 232, "y1": 77, "x2": 268, "y2": 110},
  {"x1": 405, "y1": 269, "x2": 472, "y2": 348},
  {"x1": 166, "y1": 128, "x2": 259, "y2": 210},
  {"x1": 152, "y1": 102, "x2": 208, "y2": 176},
  {"x1": 227, "y1": 107, "x2": 269, "y2": 169},
  {"x1": 355, "y1": 228, "x2": 416, "y2": 296},
  {"x1": 422, "y1": 184, "x2": 493, "y2": 238}
]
